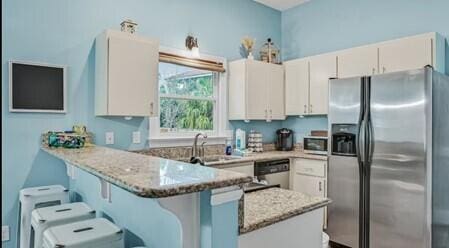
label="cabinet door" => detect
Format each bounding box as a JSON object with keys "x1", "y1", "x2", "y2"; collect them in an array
[
  {"x1": 285, "y1": 59, "x2": 309, "y2": 115},
  {"x1": 309, "y1": 54, "x2": 337, "y2": 115},
  {"x1": 268, "y1": 64, "x2": 285, "y2": 120},
  {"x1": 246, "y1": 60, "x2": 268, "y2": 120},
  {"x1": 292, "y1": 173, "x2": 326, "y2": 198},
  {"x1": 379, "y1": 35, "x2": 432, "y2": 74},
  {"x1": 338, "y1": 46, "x2": 378, "y2": 78},
  {"x1": 108, "y1": 36, "x2": 159, "y2": 116}
]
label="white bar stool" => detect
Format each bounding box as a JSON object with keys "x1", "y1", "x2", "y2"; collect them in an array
[
  {"x1": 19, "y1": 185, "x2": 69, "y2": 248},
  {"x1": 42, "y1": 218, "x2": 124, "y2": 248},
  {"x1": 31, "y1": 202, "x2": 96, "y2": 248}
]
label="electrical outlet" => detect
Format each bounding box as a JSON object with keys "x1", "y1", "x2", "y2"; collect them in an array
[
  {"x1": 2, "y1": 226, "x2": 9, "y2": 242},
  {"x1": 132, "y1": 131, "x2": 141, "y2": 144},
  {"x1": 105, "y1": 132, "x2": 114, "y2": 145}
]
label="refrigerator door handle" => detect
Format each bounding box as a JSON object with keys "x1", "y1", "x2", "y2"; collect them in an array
[
  {"x1": 365, "y1": 76, "x2": 374, "y2": 165},
  {"x1": 357, "y1": 78, "x2": 366, "y2": 165},
  {"x1": 366, "y1": 117, "x2": 374, "y2": 164}
]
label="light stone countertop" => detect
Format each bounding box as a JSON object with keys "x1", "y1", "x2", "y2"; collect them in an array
[
  {"x1": 205, "y1": 150, "x2": 327, "y2": 167},
  {"x1": 42, "y1": 146, "x2": 252, "y2": 198},
  {"x1": 240, "y1": 188, "x2": 331, "y2": 234}
]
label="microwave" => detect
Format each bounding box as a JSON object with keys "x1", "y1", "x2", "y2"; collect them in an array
[{"x1": 303, "y1": 136, "x2": 328, "y2": 155}]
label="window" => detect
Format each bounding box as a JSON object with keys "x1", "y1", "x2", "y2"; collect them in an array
[
  {"x1": 149, "y1": 48, "x2": 228, "y2": 147},
  {"x1": 159, "y1": 62, "x2": 218, "y2": 134}
]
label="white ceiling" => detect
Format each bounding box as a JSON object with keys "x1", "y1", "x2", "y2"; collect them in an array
[{"x1": 254, "y1": 0, "x2": 310, "y2": 11}]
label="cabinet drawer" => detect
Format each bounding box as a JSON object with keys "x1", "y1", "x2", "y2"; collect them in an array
[{"x1": 294, "y1": 159, "x2": 327, "y2": 177}]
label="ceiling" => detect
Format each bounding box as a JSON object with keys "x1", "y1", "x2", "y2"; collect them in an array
[{"x1": 253, "y1": 0, "x2": 310, "y2": 11}]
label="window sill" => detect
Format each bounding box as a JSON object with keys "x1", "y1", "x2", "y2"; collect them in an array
[{"x1": 148, "y1": 135, "x2": 230, "y2": 148}]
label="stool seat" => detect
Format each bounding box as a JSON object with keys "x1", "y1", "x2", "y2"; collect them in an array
[
  {"x1": 43, "y1": 218, "x2": 124, "y2": 248},
  {"x1": 20, "y1": 185, "x2": 68, "y2": 201},
  {"x1": 31, "y1": 202, "x2": 96, "y2": 248},
  {"x1": 19, "y1": 185, "x2": 69, "y2": 248}
]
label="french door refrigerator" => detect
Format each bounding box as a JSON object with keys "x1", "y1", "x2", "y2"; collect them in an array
[{"x1": 327, "y1": 66, "x2": 449, "y2": 248}]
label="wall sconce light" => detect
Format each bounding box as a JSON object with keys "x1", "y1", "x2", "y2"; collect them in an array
[{"x1": 185, "y1": 35, "x2": 200, "y2": 58}]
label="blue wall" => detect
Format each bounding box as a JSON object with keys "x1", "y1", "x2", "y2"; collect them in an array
[
  {"x1": 1, "y1": 1, "x2": 280, "y2": 247},
  {"x1": 282, "y1": 0, "x2": 449, "y2": 72},
  {"x1": 3, "y1": 0, "x2": 449, "y2": 247},
  {"x1": 280, "y1": 0, "x2": 449, "y2": 144}
]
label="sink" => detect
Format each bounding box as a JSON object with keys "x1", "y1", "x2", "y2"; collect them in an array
[
  {"x1": 202, "y1": 155, "x2": 242, "y2": 163},
  {"x1": 175, "y1": 155, "x2": 242, "y2": 165}
]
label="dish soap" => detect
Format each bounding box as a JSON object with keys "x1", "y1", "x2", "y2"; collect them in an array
[
  {"x1": 235, "y1": 129, "x2": 246, "y2": 150},
  {"x1": 225, "y1": 138, "x2": 232, "y2": 155}
]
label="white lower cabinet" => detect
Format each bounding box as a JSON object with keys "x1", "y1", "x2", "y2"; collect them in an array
[
  {"x1": 292, "y1": 174, "x2": 325, "y2": 199},
  {"x1": 290, "y1": 158, "x2": 328, "y2": 229}
]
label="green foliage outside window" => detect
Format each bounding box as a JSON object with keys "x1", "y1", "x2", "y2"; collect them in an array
[{"x1": 159, "y1": 65, "x2": 215, "y2": 132}]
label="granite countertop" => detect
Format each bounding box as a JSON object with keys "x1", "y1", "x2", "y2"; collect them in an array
[
  {"x1": 240, "y1": 188, "x2": 331, "y2": 234},
  {"x1": 205, "y1": 150, "x2": 327, "y2": 167},
  {"x1": 42, "y1": 146, "x2": 252, "y2": 198}
]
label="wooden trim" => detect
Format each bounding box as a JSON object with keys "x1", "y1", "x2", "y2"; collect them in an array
[{"x1": 159, "y1": 52, "x2": 225, "y2": 73}]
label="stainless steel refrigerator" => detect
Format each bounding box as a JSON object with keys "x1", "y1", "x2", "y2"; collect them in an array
[{"x1": 327, "y1": 66, "x2": 449, "y2": 248}]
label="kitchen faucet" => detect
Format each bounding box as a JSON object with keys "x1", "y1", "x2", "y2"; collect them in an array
[{"x1": 190, "y1": 133, "x2": 208, "y2": 164}]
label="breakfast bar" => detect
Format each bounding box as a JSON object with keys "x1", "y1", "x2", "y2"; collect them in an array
[
  {"x1": 42, "y1": 145, "x2": 252, "y2": 248},
  {"x1": 42, "y1": 145, "x2": 330, "y2": 248}
]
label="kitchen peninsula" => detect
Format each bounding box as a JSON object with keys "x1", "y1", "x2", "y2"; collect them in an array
[{"x1": 42, "y1": 145, "x2": 330, "y2": 248}]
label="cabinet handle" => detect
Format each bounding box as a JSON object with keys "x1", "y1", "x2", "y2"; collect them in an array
[
  {"x1": 304, "y1": 104, "x2": 307, "y2": 114},
  {"x1": 319, "y1": 181, "x2": 322, "y2": 191},
  {"x1": 372, "y1": 68, "x2": 376, "y2": 75},
  {"x1": 150, "y1": 102, "x2": 154, "y2": 115},
  {"x1": 310, "y1": 104, "x2": 313, "y2": 113},
  {"x1": 270, "y1": 109, "x2": 273, "y2": 119},
  {"x1": 382, "y1": 67, "x2": 386, "y2": 73}
]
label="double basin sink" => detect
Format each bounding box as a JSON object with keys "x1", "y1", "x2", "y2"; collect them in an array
[{"x1": 177, "y1": 155, "x2": 243, "y2": 166}]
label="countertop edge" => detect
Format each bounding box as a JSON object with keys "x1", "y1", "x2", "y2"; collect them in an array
[
  {"x1": 205, "y1": 153, "x2": 327, "y2": 167},
  {"x1": 239, "y1": 199, "x2": 332, "y2": 234},
  {"x1": 42, "y1": 146, "x2": 252, "y2": 198}
]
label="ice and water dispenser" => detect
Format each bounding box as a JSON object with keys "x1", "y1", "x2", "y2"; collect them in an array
[{"x1": 331, "y1": 124, "x2": 357, "y2": 156}]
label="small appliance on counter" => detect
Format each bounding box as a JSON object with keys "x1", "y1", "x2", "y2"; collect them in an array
[
  {"x1": 303, "y1": 136, "x2": 328, "y2": 155},
  {"x1": 275, "y1": 128, "x2": 294, "y2": 151}
]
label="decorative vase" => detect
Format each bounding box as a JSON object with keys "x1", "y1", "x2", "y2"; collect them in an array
[{"x1": 247, "y1": 51, "x2": 254, "y2": 60}]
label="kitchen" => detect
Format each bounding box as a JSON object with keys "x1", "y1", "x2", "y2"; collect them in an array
[{"x1": 2, "y1": 1, "x2": 449, "y2": 248}]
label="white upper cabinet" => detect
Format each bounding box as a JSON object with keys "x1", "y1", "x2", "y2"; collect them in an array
[
  {"x1": 246, "y1": 60, "x2": 269, "y2": 120},
  {"x1": 284, "y1": 32, "x2": 445, "y2": 117},
  {"x1": 378, "y1": 33, "x2": 434, "y2": 74},
  {"x1": 285, "y1": 59, "x2": 309, "y2": 115},
  {"x1": 95, "y1": 30, "x2": 159, "y2": 116},
  {"x1": 338, "y1": 46, "x2": 379, "y2": 78},
  {"x1": 267, "y1": 64, "x2": 285, "y2": 120},
  {"x1": 309, "y1": 53, "x2": 337, "y2": 115},
  {"x1": 229, "y1": 59, "x2": 285, "y2": 121},
  {"x1": 284, "y1": 54, "x2": 337, "y2": 116}
]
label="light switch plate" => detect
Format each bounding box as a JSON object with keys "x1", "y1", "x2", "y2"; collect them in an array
[
  {"x1": 2, "y1": 225, "x2": 9, "y2": 242},
  {"x1": 132, "y1": 131, "x2": 141, "y2": 144},
  {"x1": 105, "y1": 132, "x2": 114, "y2": 145}
]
